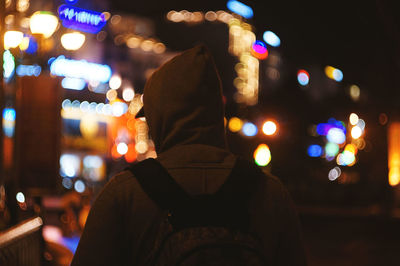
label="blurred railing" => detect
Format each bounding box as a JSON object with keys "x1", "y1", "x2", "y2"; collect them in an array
[{"x1": 0, "y1": 216, "x2": 43, "y2": 266}]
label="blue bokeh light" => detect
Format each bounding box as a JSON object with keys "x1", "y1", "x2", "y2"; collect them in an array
[
  {"x1": 242, "y1": 122, "x2": 258, "y2": 137},
  {"x1": 263, "y1": 31, "x2": 280, "y2": 47},
  {"x1": 307, "y1": 144, "x2": 322, "y2": 157},
  {"x1": 227, "y1": 0, "x2": 254, "y2": 19}
]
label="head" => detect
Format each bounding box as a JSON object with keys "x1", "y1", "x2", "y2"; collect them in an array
[{"x1": 140, "y1": 44, "x2": 227, "y2": 153}]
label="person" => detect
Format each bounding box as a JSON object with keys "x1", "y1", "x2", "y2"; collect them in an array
[{"x1": 71, "y1": 44, "x2": 307, "y2": 266}]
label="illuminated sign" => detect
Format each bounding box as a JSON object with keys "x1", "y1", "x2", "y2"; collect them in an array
[
  {"x1": 50, "y1": 55, "x2": 112, "y2": 83},
  {"x1": 58, "y1": 5, "x2": 106, "y2": 34},
  {"x1": 16, "y1": 64, "x2": 41, "y2": 77}
]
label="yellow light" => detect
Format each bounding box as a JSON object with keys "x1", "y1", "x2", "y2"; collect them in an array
[
  {"x1": 344, "y1": 144, "x2": 357, "y2": 155},
  {"x1": 228, "y1": 117, "x2": 243, "y2": 132},
  {"x1": 61, "y1": 32, "x2": 85, "y2": 51},
  {"x1": 349, "y1": 113, "x2": 359, "y2": 125},
  {"x1": 141, "y1": 40, "x2": 154, "y2": 51},
  {"x1": 4, "y1": 31, "x2": 23, "y2": 49},
  {"x1": 127, "y1": 36, "x2": 142, "y2": 48},
  {"x1": 205, "y1": 11, "x2": 217, "y2": 21},
  {"x1": 153, "y1": 43, "x2": 166, "y2": 54},
  {"x1": 351, "y1": 126, "x2": 362, "y2": 139},
  {"x1": 262, "y1": 121, "x2": 277, "y2": 136},
  {"x1": 349, "y1": 85, "x2": 360, "y2": 101},
  {"x1": 106, "y1": 89, "x2": 118, "y2": 101},
  {"x1": 254, "y1": 144, "x2": 271, "y2": 166},
  {"x1": 389, "y1": 167, "x2": 400, "y2": 186},
  {"x1": 325, "y1": 66, "x2": 335, "y2": 79},
  {"x1": 30, "y1": 11, "x2": 59, "y2": 38},
  {"x1": 388, "y1": 122, "x2": 400, "y2": 186},
  {"x1": 19, "y1": 36, "x2": 30, "y2": 50}
]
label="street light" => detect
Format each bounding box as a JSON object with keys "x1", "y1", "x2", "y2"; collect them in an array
[{"x1": 29, "y1": 11, "x2": 59, "y2": 38}]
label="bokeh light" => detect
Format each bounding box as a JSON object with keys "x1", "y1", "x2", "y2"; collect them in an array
[
  {"x1": 351, "y1": 126, "x2": 362, "y2": 139},
  {"x1": 16, "y1": 192, "x2": 25, "y2": 203},
  {"x1": 251, "y1": 40, "x2": 268, "y2": 60},
  {"x1": 349, "y1": 113, "x2": 359, "y2": 125},
  {"x1": 325, "y1": 65, "x2": 343, "y2": 82},
  {"x1": 328, "y1": 167, "x2": 341, "y2": 181},
  {"x1": 4, "y1": 31, "x2": 24, "y2": 49},
  {"x1": 326, "y1": 128, "x2": 346, "y2": 144},
  {"x1": 307, "y1": 144, "x2": 323, "y2": 157},
  {"x1": 109, "y1": 74, "x2": 122, "y2": 90},
  {"x1": 325, "y1": 142, "x2": 339, "y2": 157},
  {"x1": 297, "y1": 69, "x2": 309, "y2": 86},
  {"x1": 117, "y1": 142, "x2": 128, "y2": 155},
  {"x1": 254, "y1": 144, "x2": 271, "y2": 166},
  {"x1": 242, "y1": 122, "x2": 258, "y2": 137},
  {"x1": 74, "y1": 180, "x2": 86, "y2": 193},
  {"x1": 349, "y1": 85, "x2": 360, "y2": 101},
  {"x1": 61, "y1": 32, "x2": 86, "y2": 51},
  {"x1": 228, "y1": 117, "x2": 243, "y2": 132},
  {"x1": 262, "y1": 121, "x2": 277, "y2": 135},
  {"x1": 263, "y1": 31, "x2": 280, "y2": 47},
  {"x1": 226, "y1": 0, "x2": 254, "y2": 19},
  {"x1": 30, "y1": 11, "x2": 59, "y2": 38},
  {"x1": 122, "y1": 87, "x2": 135, "y2": 102}
]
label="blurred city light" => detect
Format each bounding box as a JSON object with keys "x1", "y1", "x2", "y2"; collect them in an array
[
  {"x1": 16, "y1": 192, "x2": 25, "y2": 203},
  {"x1": 388, "y1": 122, "x2": 400, "y2": 186},
  {"x1": 328, "y1": 167, "x2": 341, "y2": 181},
  {"x1": 122, "y1": 87, "x2": 135, "y2": 102},
  {"x1": 349, "y1": 113, "x2": 359, "y2": 125},
  {"x1": 344, "y1": 144, "x2": 357, "y2": 155},
  {"x1": 325, "y1": 142, "x2": 339, "y2": 157},
  {"x1": 326, "y1": 128, "x2": 346, "y2": 144},
  {"x1": 19, "y1": 35, "x2": 38, "y2": 54},
  {"x1": 227, "y1": 0, "x2": 254, "y2": 19},
  {"x1": 60, "y1": 154, "x2": 81, "y2": 178},
  {"x1": 58, "y1": 5, "x2": 107, "y2": 34},
  {"x1": 30, "y1": 11, "x2": 59, "y2": 38},
  {"x1": 3, "y1": 50, "x2": 15, "y2": 80},
  {"x1": 242, "y1": 122, "x2": 257, "y2": 137},
  {"x1": 351, "y1": 126, "x2": 362, "y2": 139},
  {"x1": 263, "y1": 31, "x2": 280, "y2": 47},
  {"x1": 297, "y1": 69, "x2": 309, "y2": 86},
  {"x1": 62, "y1": 77, "x2": 86, "y2": 90},
  {"x1": 356, "y1": 119, "x2": 366, "y2": 131},
  {"x1": 379, "y1": 113, "x2": 388, "y2": 125},
  {"x1": 50, "y1": 55, "x2": 112, "y2": 83},
  {"x1": 254, "y1": 144, "x2": 271, "y2": 166},
  {"x1": 4, "y1": 30, "x2": 24, "y2": 49},
  {"x1": 3, "y1": 108, "x2": 15, "y2": 137},
  {"x1": 61, "y1": 32, "x2": 86, "y2": 50},
  {"x1": 62, "y1": 178, "x2": 73, "y2": 189},
  {"x1": 109, "y1": 74, "x2": 122, "y2": 90},
  {"x1": 205, "y1": 11, "x2": 217, "y2": 21},
  {"x1": 117, "y1": 142, "x2": 128, "y2": 155},
  {"x1": 251, "y1": 40, "x2": 268, "y2": 60},
  {"x1": 16, "y1": 64, "x2": 41, "y2": 77},
  {"x1": 16, "y1": 0, "x2": 29, "y2": 12},
  {"x1": 262, "y1": 120, "x2": 277, "y2": 135},
  {"x1": 349, "y1": 84, "x2": 360, "y2": 101},
  {"x1": 325, "y1": 65, "x2": 343, "y2": 82},
  {"x1": 307, "y1": 144, "x2": 323, "y2": 157},
  {"x1": 111, "y1": 101, "x2": 128, "y2": 117},
  {"x1": 135, "y1": 140, "x2": 149, "y2": 154},
  {"x1": 74, "y1": 180, "x2": 85, "y2": 193},
  {"x1": 337, "y1": 150, "x2": 356, "y2": 166},
  {"x1": 228, "y1": 117, "x2": 243, "y2": 132}
]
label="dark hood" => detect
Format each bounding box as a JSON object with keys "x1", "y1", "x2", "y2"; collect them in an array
[{"x1": 142, "y1": 44, "x2": 227, "y2": 153}]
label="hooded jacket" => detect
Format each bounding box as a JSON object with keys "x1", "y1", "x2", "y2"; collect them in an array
[{"x1": 71, "y1": 45, "x2": 307, "y2": 266}]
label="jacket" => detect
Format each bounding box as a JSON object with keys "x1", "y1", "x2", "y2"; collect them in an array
[{"x1": 71, "y1": 45, "x2": 307, "y2": 266}]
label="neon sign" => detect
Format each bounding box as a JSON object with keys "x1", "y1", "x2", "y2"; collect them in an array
[
  {"x1": 50, "y1": 55, "x2": 112, "y2": 83},
  {"x1": 58, "y1": 5, "x2": 106, "y2": 34}
]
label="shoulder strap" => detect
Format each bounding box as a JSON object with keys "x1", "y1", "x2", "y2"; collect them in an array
[{"x1": 127, "y1": 158, "x2": 191, "y2": 210}]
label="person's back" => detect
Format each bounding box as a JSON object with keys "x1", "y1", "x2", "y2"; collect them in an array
[{"x1": 71, "y1": 45, "x2": 307, "y2": 266}]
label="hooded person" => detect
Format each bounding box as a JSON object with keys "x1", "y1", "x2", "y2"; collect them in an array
[{"x1": 71, "y1": 45, "x2": 307, "y2": 266}]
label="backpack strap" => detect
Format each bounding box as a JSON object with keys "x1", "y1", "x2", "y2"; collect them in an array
[
  {"x1": 127, "y1": 158, "x2": 263, "y2": 214},
  {"x1": 127, "y1": 158, "x2": 191, "y2": 211}
]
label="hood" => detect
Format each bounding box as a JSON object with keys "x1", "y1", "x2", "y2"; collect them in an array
[{"x1": 142, "y1": 44, "x2": 227, "y2": 153}]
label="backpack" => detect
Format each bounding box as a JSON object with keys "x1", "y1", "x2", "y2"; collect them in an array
[{"x1": 127, "y1": 158, "x2": 267, "y2": 266}]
